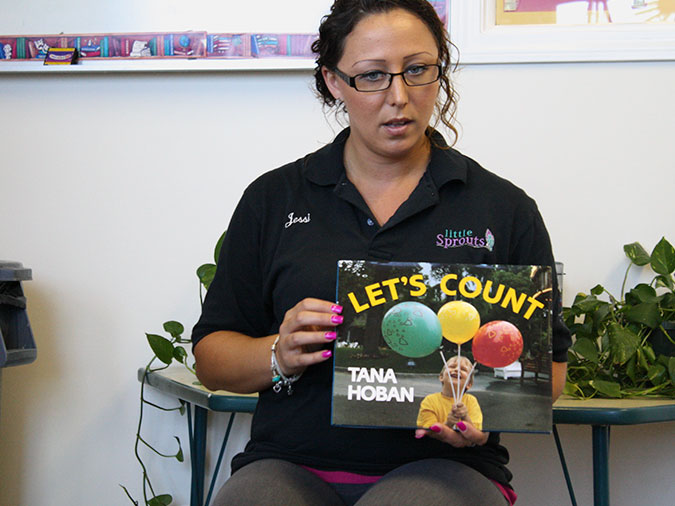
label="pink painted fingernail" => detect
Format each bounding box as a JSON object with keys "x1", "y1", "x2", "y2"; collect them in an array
[
  {"x1": 324, "y1": 331, "x2": 337, "y2": 340},
  {"x1": 415, "y1": 432, "x2": 425, "y2": 439},
  {"x1": 331, "y1": 304, "x2": 343, "y2": 314},
  {"x1": 457, "y1": 421, "x2": 467, "y2": 431},
  {"x1": 430, "y1": 424, "x2": 442, "y2": 433},
  {"x1": 331, "y1": 315, "x2": 343, "y2": 324},
  {"x1": 322, "y1": 350, "x2": 333, "y2": 358}
]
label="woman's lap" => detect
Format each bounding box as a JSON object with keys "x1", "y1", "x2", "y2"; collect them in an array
[
  {"x1": 356, "y1": 458, "x2": 509, "y2": 505},
  {"x1": 212, "y1": 458, "x2": 508, "y2": 506},
  {"x1": 212, "y1": 459, "x2": 344, "y2": 506}
]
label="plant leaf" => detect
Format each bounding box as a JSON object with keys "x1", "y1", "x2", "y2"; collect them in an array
[
  {"x1": 654, "y1": 274, "x2": 674, "y2": 291},
  {"x1": 647, "y1": 363, "x2": 667, "y2": 386},
  {"x1": 590, "y1": 379, "x2": 622, "y2": 398},
  {"x1": 146, "y1": 334, "x2": 174, "y2": 365},
  {"x1": 214, "y1": 229, "x2": 227, "y2": 263},
  {"x1": 569, "y1": 320, "x2": 594, "y2": 340},
  {"x1": 196, "y1": 263, "x2": 217, "y2": 290},
  {"x1": 174, "y1": 436, "x2": 184, "y2": 462},
  {"x1": 148, "y1": 495, "x2": 172, "y2": 506},
  {"x1": 590, "y1": 284, "x2": 605, "y2": 296},
  {"x1": 650, "y1": 237, "x2": 675, "y2": 276},
  {"x1": 668, "y1": 357, "x2": 675, "y2": 385},
  {"x1": 627, "y1": 284, "x2": 658, "y2": 304},
  {"x1": 173, "y1": 346, "x2": 188, "y2": 363},
  {"x1": 562, "y1": 382, "x2": 578, "y2": 396},
  {"x1": 625, "y1": 354, "x2": 637, "y2": 382},
  {"x1": 624, "y1": 242, "x2": 651, "y2": 266},
  {"x1": 572, "y1": 337, "x2": 599, "y2": 363},
  {"x1": 623, "y1": 302, "x2": 661, "y2": 329},
  {"x1": 607, "y1": 323, "x2": 639, "y2": 364},
  {"x1": 643, "y1": 345, "x2": 656, "y2": 362},
  {"x1": 574, "y1": 294, "x2": 603, "y2": 314},
  {"x1": 163, "y1": 321, "x2": 184, "y2": 338}
]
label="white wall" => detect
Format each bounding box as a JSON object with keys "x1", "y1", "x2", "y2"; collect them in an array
[{"x1": 0, "y1": 61, "x2": 673, "y2": 506}]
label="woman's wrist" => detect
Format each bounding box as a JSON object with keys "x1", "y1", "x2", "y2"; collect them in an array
[{"x1": 270, "y1": 335, "x2": 302, "y2": 394}]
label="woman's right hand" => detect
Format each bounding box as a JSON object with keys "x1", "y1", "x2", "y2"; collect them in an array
[
  {"x1": 273, "y1": 298, "x2": 343, "y2": 376},
  {"x1": 415, "y1": 421, "x2": 489, "y2": 448}
]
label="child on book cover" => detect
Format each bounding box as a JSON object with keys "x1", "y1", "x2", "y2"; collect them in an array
[{"x1": 417, "y1": 356, "x2": 483, "y2": 431}]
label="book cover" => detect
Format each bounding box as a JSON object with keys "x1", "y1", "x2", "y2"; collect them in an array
[{"x1": 332, "y1": 260, "x2": 554, "y2": 433}]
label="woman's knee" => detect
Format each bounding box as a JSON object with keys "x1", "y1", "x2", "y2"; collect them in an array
[
  {"x1": 355, "y1": 459, "x2": 507, "y2": 506},
  {"x1": 212, "y1": 459, "x2": 345, "y2": 506}
]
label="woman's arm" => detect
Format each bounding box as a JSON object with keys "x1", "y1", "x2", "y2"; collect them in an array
[
  {"x1": 194, "y1": 331, "x2": 277, "y2": 393},
  {"x1": 194, "y1": 298, "x2": 342, "y2": 394},
  {"x1": 552, "y1": 360, "x2": 567, "y2": 402}
]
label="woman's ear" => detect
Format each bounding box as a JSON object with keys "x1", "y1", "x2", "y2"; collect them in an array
[{"x1": 322, "y1": 66, "x2": 344, "y2": 102}]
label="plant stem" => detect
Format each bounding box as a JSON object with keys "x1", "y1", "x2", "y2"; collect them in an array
[
  {"x1": 120, "y1": 485, "x2": 139, "y2": 505},
  {"x1": 658, "y1": 323, "x2": 675, "y2": 345},
  {"x1": 142, "y1": 399, "x2": 183, "y2": 412},
  {"x1": 138, "y1": 435, "x2": 180, "y2": 459},
  {"x1": 183, "y1": 361, "x2": 197, "y2": 375},
  {"x1": 134, "y1": 357, "x2": 159, "y2": 504},
  {"x1": 620, "y1": 262, "x2": 633, "y2": 302}
]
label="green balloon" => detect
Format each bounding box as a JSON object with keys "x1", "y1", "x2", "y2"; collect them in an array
[{"x1": 381, "y1": 301, "x2": 442, "y2": 358}]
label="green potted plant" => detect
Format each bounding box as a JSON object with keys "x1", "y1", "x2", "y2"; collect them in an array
[
  {"x1": 563, "y1": 237, "x2": 675, "y2": 399},
  {"x1": 122, "y1": 231, "x2": 226, "y2": 506}
]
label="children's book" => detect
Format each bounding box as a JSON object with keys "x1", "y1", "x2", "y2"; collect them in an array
[{"x1": 331, "y1": 260, "x2": 554, "y2": 433}]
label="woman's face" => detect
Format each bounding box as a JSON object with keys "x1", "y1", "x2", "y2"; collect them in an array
[{"x1": 322, "y1": 9, "x2": 440, "y2": 162}]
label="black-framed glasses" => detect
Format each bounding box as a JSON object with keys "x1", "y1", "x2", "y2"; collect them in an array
[{"x1": 333, "y1": 64, "x2": 442, "y2": 92}]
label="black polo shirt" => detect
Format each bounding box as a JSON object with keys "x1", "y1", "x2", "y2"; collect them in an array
[{"x1": 193, "y1": 128, "x2": 571, "y2": 485}]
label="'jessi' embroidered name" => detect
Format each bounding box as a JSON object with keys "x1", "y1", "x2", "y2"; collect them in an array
[{"x1": 285, "y1": 212, "x2": 311, "y2": 228}]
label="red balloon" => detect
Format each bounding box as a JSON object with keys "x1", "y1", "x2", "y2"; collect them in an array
[{"x1": 472, "y1": 320, "x2": 523, "y2": 368}]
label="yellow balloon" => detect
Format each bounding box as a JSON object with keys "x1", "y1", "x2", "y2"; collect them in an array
[{"x1": 437, "y1": 301, "x2": 480, "y2": 344}]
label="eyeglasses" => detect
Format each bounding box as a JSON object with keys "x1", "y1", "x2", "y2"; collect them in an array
[{"x1": 333, "y1": 64, "x2": 442, "y2": 92}]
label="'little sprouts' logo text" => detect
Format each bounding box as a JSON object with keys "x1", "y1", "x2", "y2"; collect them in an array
[{"x1": 436, "y1": 228, "x2": 494, "y2": 252}]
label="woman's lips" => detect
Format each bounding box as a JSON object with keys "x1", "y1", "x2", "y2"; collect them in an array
[{"x1": 382, "y1": 118, "x2": 413, "y2": 134}]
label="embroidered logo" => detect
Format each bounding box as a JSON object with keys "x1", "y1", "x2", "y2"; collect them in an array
[
  {"x1": 285, "y1": 212, "x2": 311, "y2": 229},
  {"x1": 436, "y1": 228, "x2": 494, "y2": 252}
]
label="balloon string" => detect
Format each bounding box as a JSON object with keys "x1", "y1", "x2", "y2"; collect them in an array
[
  {"x1": 458, "y1": 362, "x2": 477, "y2": 401},
  {"x1": 456, "y1": 344, "x2": 462, "y2": 401},
  {"x1": 439, "y1": 350, "x2": 456, "y2": 400}
]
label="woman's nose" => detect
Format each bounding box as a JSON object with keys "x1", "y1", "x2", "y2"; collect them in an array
[{"x1": 387, "y1": 74, "x2": 409, "y2": 106}]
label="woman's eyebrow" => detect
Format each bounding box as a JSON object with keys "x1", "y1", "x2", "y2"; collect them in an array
[{"x1": 351, "y1": 51, "x2": 435, "y2": 68}]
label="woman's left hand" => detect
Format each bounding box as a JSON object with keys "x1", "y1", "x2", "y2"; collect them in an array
[{"x1": 415, "y1": 420, "x2": 489, "y2": 448}]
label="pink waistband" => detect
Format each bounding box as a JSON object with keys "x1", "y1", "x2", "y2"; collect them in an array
[
  {"x1": 301, "y1": 466, "x2": 382, "y2": 484},
  {"x1": 302, "y1": 465, "x2": 517, "y2": 504},
  {"x1": 492, "y1": 480, "x2": 518, "y2": 505}
]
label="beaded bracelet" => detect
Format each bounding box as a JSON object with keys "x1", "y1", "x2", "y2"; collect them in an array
[{"x1": 270, "y1": 335, "x2": 302, "y2": 395}]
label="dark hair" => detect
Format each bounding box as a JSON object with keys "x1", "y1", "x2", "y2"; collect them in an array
[{"x1": 312, "y1": 0, "x2": 458, "y2": 144}]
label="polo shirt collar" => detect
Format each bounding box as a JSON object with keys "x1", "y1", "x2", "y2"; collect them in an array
[
  {"x1": 302, "y1": 127, "x2": 467, "y2": 189},
  {"x1": 302, "y1": 128, "x2": 350, "y2": 186}
]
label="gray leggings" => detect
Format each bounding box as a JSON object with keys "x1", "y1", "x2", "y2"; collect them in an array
[{"x1": 213, "y1": 458, "x2": 509, "y2": 506}]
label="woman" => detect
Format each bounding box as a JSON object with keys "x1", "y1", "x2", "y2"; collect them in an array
[{"x1": 193, "y1": 1, "x2": 571, "y2": 504}]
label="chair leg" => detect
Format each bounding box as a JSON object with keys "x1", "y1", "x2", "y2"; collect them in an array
[{"x1": 552, "y1": 424, "x2": 578, "y2": 506}]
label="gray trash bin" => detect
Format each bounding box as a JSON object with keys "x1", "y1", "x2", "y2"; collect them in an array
[
  {"x1": 0, "y1": 261, "x2": 36, "y2": 368},
  {"x1": 0, "y1": 262, "x2": 37, "y2": 412}
]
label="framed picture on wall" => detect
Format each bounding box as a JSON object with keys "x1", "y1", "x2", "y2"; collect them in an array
[{"x1": 449, "y1": 1, "x2": 675, "y2": 63}]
